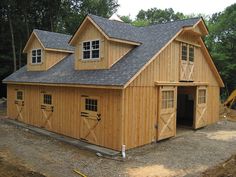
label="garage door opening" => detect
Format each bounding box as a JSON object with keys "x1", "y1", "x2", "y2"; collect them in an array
[{"x1": 177, "y1": 86, "x2": 195, "y2": 129}]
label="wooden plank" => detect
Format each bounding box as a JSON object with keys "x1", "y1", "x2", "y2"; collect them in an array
[
  {"x1": 175, "y1": 38, "x2": 201, "y2": 47},
  {"x1": 155, "y1": 82, "x2": 209, "y2": 86},
  {"x1": 4, "y1": 81, "x2": 123, "y2": 90}
]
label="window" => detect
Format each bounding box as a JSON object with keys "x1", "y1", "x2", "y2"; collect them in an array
[
  {"x1": 83, "y1": 42, "x2": 90, "y2": 59},
  {"x1": 32, "y1": 49, "x2": 42, "y2": 64},
  {"x1": 16, "y1": 91, "x2": 23, "y2": 100},
  {"x1": 189, "y1": 45, "x2": 194, "y2": 62},
  {"x1": 43, "y1": 94, "x2": 52, "y2": 105},
  {"x1": 82, "y1": 40, "x2": 100, "y2": 60},
  {"x1": 198, "y1": 89, "x2": 206, "y2": 104},
  {"x1": 162, "y1": 90, "x2": 174, "y2": 109},
  {"x1": 85, "y1": 98, "x2": 98, "y2": 112},
  {"x1": 181, "y1": 43, "x2": 195, "y2": 62},
  {"x1": 181, "y1": 43, "x2": 187, "y2": 61}
]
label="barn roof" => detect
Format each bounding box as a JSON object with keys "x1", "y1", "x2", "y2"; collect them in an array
[
  {"x1": 23, "y1": 29, "x2": 74, "y2": 52},
  {"x1": 4, "y1": 15, "x2": 207, "y2": 87}
]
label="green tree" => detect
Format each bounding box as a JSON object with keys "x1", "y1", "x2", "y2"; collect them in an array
[
  {"x1": 205, "y1": 3, "x2": 236, "y2": 93},
  {"x1": 120, "y1": 15, "x2": 132, "y2": 23},
  {"x1": 136, "y1": 8, "x2": 185, "y2": 24}
]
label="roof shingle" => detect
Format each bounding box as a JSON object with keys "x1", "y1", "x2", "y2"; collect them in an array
[
  {"x1": 34, "y1": 29, "x2": 74, "y2": 52},
  {"x1": 3, "y1": 15, "x2": 200, "y2": 86}
]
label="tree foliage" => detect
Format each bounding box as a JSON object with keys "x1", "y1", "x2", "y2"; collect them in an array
[
  {"x1": 136, "y1": 8, "x2": 185, "y2": 24},
  {"x1": 0, "y1": 0, "x2": 119, "y2": 97},
  {"x1": 205, "y1": 3, "x2": 236, "y2": 93}
]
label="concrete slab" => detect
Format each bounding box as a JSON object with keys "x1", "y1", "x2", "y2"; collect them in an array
[{"x1": 4, "y1": 118, "x2": 120, "y2": 157}]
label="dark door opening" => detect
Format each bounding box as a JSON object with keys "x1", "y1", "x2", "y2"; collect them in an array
[{"x1": 177, "y1": 87, "x2": 195, "y2": 128}]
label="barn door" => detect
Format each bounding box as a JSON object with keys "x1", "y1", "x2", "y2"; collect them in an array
[
  {"x1": 15, "y1": 90, "x2": 24, "y2": 121},
  {"x1": 157, "y1": 86, "x2": 177, "y2": 141},
  {"x1": 40, "y1": 92, "x2": 54, "y2": 130},
  {"x1": 194, "y1": 86, "x2": 207, "y2": 129},
  {"x1": 80, "y1": 96, "x2": 101, "y2": 144}
]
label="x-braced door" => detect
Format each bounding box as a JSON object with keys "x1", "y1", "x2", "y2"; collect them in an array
[
  {"x1": 80, "y1": 96, "x2": 101, "y2": 144},
  {"x1": 157, "y1": 86, "x2": 177, "y2": 141},
  {"x1": 15, "y1": 101, "x2": 24, "y2": 121},
  {"x1": 15, "y1": 90, "x2": 24, "y2": 121},
  {"x1": 40, "y1": 92, "x2": 54, "y2": 129},
  {"x1": 194, "y1": 86, "x2": 207, "y2": 129},
  {"x1": 180, "y1": 43, "x2": 195, "y2": 81}
]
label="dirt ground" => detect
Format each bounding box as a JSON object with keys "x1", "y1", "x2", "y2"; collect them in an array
[
  {"x1": 202, "y1": 155, "x2": 236, "y2": 177},
  {"x1": 0, "y1": 102, "x2": 236, "y2": 177},
  {"x1": 0, "y1": 117, "x2": 236, "y2": 177}
]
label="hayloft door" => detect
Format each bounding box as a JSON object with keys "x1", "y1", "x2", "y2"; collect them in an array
[
  {"x1": 80, "y1": 96, "x2": 101, "y2": 144},
  {"x1": 180, "y1": 43, "x2": 188, "y2": 81},
  {"x1": 180, "y1": 43, "x2": 195, "y2": 81},
  {"x1": 157, "y1": 86, "x2": 177, "y2": 141},
  {"x1": 194, "y1": 86, "x2": 207, "y2": 129}
]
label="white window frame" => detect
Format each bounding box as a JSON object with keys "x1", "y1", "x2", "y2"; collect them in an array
[
  {"x1": 31, "y1": 48, "x2": 42, "y2": 64},
  {"x1": 82, "y1": 40, "x2": 100, "y2": 60}
]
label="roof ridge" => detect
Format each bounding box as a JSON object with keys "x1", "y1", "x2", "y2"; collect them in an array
[
  {"x1": 142, "y1": 17, "x2": 201, "y2": 29},
  {"x1": 88, "y1": 14, "x2": 135, "y2": 26},
  {"x1": 33, "y1": 29, "x2": 72, "y2": 37},
  {"x1": 88, "y1": 14, "x2": 201, "y2": 30}
]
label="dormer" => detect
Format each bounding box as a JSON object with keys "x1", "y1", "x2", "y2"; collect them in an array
[
  {"x1": 175, "y1": 18, "x2": 209, "y2": 82},
  {"x1": 69, "y1": 14, "x2": 141, "y2": 70},
  {"x1": 23, "y1": 29, "x2": 74, "y2": 71}
]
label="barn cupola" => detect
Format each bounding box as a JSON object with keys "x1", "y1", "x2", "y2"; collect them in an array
[
  {"x1": 109, "y1": 14, "x2": 124, "y2": 22},
  {"x1": 23, "y1": 29, "x2": 74, "y2": 71}
]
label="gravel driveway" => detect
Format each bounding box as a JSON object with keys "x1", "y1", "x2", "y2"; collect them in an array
[{"x1": 0, "y1": 118, "x2": 236, "y2": 177}]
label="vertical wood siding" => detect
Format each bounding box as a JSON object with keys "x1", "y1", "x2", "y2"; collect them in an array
[
  {"x1": 123, "y1": 34, "x2": 221, "y2": 149},
  {"x1": 45, "y1": 51, "x2": 68, "y2": 70},
  {"x1": 7, "y1": 85, "x2": 122, "y2": 150}
]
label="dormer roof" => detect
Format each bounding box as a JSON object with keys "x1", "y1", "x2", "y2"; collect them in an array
[{"x1": 23, "y1": 29, "x2": 74, "y2": 53}]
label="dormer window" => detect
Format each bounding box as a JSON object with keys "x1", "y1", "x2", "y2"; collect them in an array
[
  {"x1": 32, "y1": 49, "x2": 42, "y2": 64},
  {"x1": 82, "y1": 40, "x2": 100, "y2": 60}
]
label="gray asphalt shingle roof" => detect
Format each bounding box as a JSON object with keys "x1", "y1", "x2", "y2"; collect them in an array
[
  {"x1": 34, "y1": 29, "x2": 74, "y2": 52},
  {"x1": 3, "y1": 15, "x2": 200, "y2": 86}
]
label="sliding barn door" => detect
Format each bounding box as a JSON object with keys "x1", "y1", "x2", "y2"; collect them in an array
[
  {"x1": 157, "y1": 86, "x2": 177, "y2": 141},
  {"x1": 194, "y1": 86, "x2": 207, "y2": 129}
]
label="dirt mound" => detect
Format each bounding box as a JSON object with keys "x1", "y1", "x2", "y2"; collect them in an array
[
  {"x1": 220, "y1": 104, "x2": 236, "y2": 121},
  {"x1": 202, "y1": 155, "x2": 236, "y2": 177}
]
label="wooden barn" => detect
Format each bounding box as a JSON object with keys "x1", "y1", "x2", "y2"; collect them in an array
[{"x1": 3, "y1": 14, "x2": 224, "y2": 151}]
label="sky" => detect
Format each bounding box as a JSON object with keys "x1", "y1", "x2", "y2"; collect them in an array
[{"x1": 117, "y1": 0, "x2": 236, "y2": 19}]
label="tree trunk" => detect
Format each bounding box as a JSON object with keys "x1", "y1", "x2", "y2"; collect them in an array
[
  {"x1": 24, "y1": 13, "x2": 30, "y2": 37},
  {"x1": 8, "y1": 15, "x2": 17, "y2": 72},
  {"x1": 50, "y1": 15, "x2": 54, "y2": 31},
  {"x1": 19, "y1": 40, "x2": 22, "y2": 68}
]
